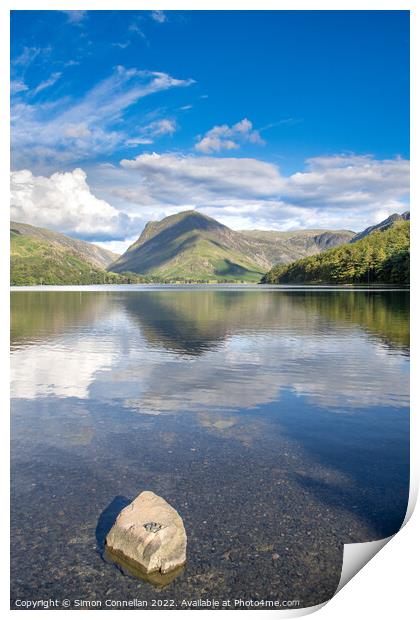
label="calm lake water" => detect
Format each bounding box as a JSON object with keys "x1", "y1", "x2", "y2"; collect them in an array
[{"x1": 10, "y1": 286, "x2": 409, "y2": 609}]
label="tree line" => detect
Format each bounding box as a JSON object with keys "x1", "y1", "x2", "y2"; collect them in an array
[{"x1": 261, "y1": 221, "x2": 409, "y2": 285}]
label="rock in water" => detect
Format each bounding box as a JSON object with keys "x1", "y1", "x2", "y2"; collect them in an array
[{"x1": 105, "y1": 491, "x2": 187, "y2": 575}]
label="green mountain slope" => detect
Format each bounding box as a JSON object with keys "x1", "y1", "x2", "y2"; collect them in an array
[
  {"x1": 109, "y1": 211, "x2": 266, "y2": 282},
  {"x1": 109, "y1": 210, "x2": 355, "y2": 282},
  {"x1": 11, "y1": 222, "x2": 147, "y2": 285},
  {"x1": 351, "y1": 211, "x2": 410, "y2": 243},
  {"x1": 10, "y1": 212, "x2": 358, "y2": 285},
  {"x1": 11, "y1": 221, "x2": 118, "y2": 269},
  {"x1": 261, "y1": 219, "x2": 409, "y2": 285}
]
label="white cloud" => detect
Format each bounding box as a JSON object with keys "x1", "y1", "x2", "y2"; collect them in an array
[
  {"x1": 147, "y1": 118, "x2": 177, "y2": 136},
  {"x1": 11, "y1": 80, "x2": 28, "y2": 94},
  {"x1": 128, "y1": 22, "x2": 147, "y2": 40},
  {"x1": 32, "y1": 72, "x2": 62, "y2": 95},
  {"x1": 125, "y1": 119, "x2": 177, "y2": 147},
  {"x1": 12, "y1": 46, "x2": 41, "y2": 67},
  {"x1": 286, "y1": 155, "x2": 409, "y2": 210},
  {"x1": 10, "y1": 168, "x2": 140, "y2": 240},
  {"x1": 151, "y1": 10, "x2": 167, "y2": 23},
  {"x1": 64, "y1": 123, "x2": 91, "y2": 138},
  {"x1": 125, "y1": 137, "x2": 154, "y2": 146},
  {"x1": 195, "y1": 118, "x2": 264, "y2": 153},
  {"x1": 11, "y1": 66, "x2": 194, "y2": 167},
  {"x1": 119, "y1": 152, "x2": 283, "y2": 199},
  {"x1": 10, "y1": 153, "x2": 409, "y2": 244},
  {"x1": 62, "y1": 10, "x2": 87, "y2": 24},
  {"x1": 11, "y1": 46, "x2": 54, "y2": 100},
  {"x1": 95, "y1": 236, "x2": 138, "y2": 255},
  {"x1": 111, "y1": 152, "x2": 409, "y2": 232},
  {"x1": 112, "y1": 41, "x2": 131, "y2": 49}
]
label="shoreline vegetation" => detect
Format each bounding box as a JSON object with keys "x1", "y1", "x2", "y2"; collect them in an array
[
  {"x1": 262, "y1": 220, "x2": 410, "y2": 286},
  {"x1": 10, "y1": 211, "x2": 409, "y2": 287}
]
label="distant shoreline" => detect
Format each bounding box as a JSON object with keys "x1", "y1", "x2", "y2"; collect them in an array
[{"x1": 10, "y1": 283, "x2": 410, "y2": 292}]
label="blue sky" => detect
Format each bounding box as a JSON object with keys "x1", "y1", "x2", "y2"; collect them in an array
[{"x1": 10, "y1": 10, "x2": 410, "y2": 251}]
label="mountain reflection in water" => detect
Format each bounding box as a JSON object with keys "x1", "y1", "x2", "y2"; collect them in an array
[{"x1": 11, "y1": 289, "x2": 409, "y2": 411}]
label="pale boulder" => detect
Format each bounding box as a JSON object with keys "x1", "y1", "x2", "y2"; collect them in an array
[{"x1": 105, "y1": 491, "x2": 187, "y2": 575}]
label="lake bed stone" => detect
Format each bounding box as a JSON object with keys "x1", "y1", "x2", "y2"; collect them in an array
[{"x1": 105, "y1": 491, "x2": 187, "y2": 575}]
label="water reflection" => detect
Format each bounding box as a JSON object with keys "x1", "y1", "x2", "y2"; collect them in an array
[
  {"x1": 11, "y1": 289, "x2": 409, "y2": 411},
  {"x1": 122, "y1": 289, "x2": 410, "y2": 355},
  {"x1": 103, "y1": 547, "x2": 185, "y2": 588},
  {"x1": 11, "y1": 290, "x2": 111, "y2": 345},
  {"x1": 10, "y1": 288, "x2": 409, "y2": 608},
  {"x1": 11, "y1": 289, "x2": 409, "y2": 353}
]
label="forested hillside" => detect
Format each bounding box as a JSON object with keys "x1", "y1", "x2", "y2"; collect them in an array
[{"x1": 261, "y1": 220, "x2": 409, "y2": 285}]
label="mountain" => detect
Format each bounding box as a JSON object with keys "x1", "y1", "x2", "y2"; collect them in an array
[
  {"x1": 240, "y1": 229, "x2": 355, "y2": 265},
  {"x1": 351, "y1": 211, "x2": 410, "y2": 243},
  {"x1": 109, "y1": 210, "x2": 355, "y2": 282},
  {"x1": 109, "y1": 211, "x2": 265, "y2": 282},
  {"x1": 11, "y1": 221, "x2": 146, "y2": 286},
  {"x1": 261, "y1": 217, "x2": 409, "y2": 285},
  {"x1": 11, "y1": 221, "x2": 118, "y2": 269}
]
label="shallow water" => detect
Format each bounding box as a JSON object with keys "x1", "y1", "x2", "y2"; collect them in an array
[{"x1": 10, "y1": 287, "x2": 409, "y2": 609}]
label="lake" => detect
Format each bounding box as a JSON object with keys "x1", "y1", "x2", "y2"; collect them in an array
[{"x1": 10, "y1": 286, "x2": 410, "y2": 609}]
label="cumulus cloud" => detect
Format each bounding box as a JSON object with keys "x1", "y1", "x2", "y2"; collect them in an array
[
  {"x1": 10, "y1": 153, "x2": 409, "y2": 243},
  {"x1": 10, "y1": 168, "x2": 140, "y2": 240},
  {"x1": 119, "y1": 152, "x2": 284, "y2": 199},
  {"x1": 195, "y1": 118, "x2": 264, "y2": 153},
  {"x1": 11, "y1": 66, "x2": 194, "y2": 168},
  {"x1": 286, "y1": 155, "x2": 409, "y2": 210},
  {"x1": 112, "y1": 152, "x2": 408, "y2": 232}
]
